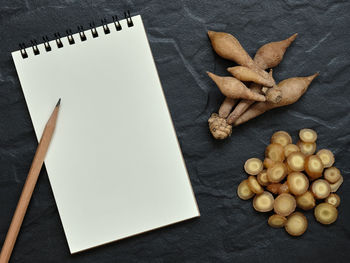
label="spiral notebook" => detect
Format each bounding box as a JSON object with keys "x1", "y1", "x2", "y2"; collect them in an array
[{"x1": 11, "y1": 13, "x2": 199, "y2": 253}]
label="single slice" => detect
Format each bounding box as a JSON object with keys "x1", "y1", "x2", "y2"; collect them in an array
[
  {"x1": 324, "y1": 167, "x2": 341, "y2": 184},
  {"x1": 287, "y1": 152, "x2": 305, "y2": 172},
  {"x1": 268, "y1": 214, "x2": 287, "y2": 228},
  {"x1": 265, "y1": 143, "x2": 285, "y2": 162},
  {"x1": 299, "y1": 128, "x2": 317, "y2": 143},
  {"x1": 284, "y1": 144, "x2": 300, "y2": 158},
  {"x1": 296, "y1": 191, "x2": 315, "y2": 210},
  {"x1": 253, "y1": 191, "x2": 274, "y2": 212},
  {"x1": 325, "y1": 193, "x2": 340, "y2": 208},
  {"x1": 311, "y1": 179, "x2": 331, "y2": 199},
  {"x1": 237, "y1": 179, "x2": 255, "y2": 200},
  {"x1": 247, "y1": 175, "x2": 264, "y2": 194},
  {"x1": 271, "y1": 131, "x2": 292, "y2": 147},
  {"x1": 267, "y1": 183, "x2": 282, "y2": 195},
  {"x1": 257, "y1": 170, "x2": 269, "y2": 186},
  {"x1": 316, "y1": 149, "x2": 335, "y2": 168},
  {"x1": 274, "y1": 193, "x2": 296, "y2": 217},
  {"x1": 244, "y1": 158, "x2": 263, "y2": 175},
  {"x1": 287, "y1": 172, "x2": 309, "y2": 196},
  {"x1": 263, "y1": 158, "x2": 275, "y2": 169},
  {"x1": 297, "y1": 141, "x2": 316, "y2": 156},
  {"x1": 267, "y1": 162, "x2": 287, "y2": 183},
  {"x1": 314, "y1": 203, "x2": 338, "y2": 225},
  {"x1": 330, "y1": 175, "x2": 343, "y2": 192},
  {"x1": 304, "y1": 155, "x2": 324, "y2": 180},
  {"x1": 278, "y1": 182, "x2": 289, "y2": 194},
  {"x1": 285, "y1": 212, "x2": 308, "y2": 236}
]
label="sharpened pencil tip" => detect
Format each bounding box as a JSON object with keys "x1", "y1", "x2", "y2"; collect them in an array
[{"x1": 56, "y1": 98, "x2": 61, "y2": 107}]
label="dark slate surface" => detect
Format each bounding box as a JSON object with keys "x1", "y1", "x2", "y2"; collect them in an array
[{"x1": 1, "y1": 0, "x2": 350, "y2": 262}]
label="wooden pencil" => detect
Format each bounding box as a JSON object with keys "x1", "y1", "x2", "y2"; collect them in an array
[{"x1": 0, "y1": 99, "x2": 61, "y2": 263}]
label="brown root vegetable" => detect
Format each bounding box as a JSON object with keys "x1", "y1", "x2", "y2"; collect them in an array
[
  {"x1": 296, "y1": 191, "x2": 316, "y2": 210},
  {"x1": 207, "y1": 72, "x2": 266, "y2": 101},
  {"x1": 267, "y1": 183, "x2": 282, "y2": 195},
  {"x1": 286, "y1": 152, "x2": 305, "y2": 172},
  {"x1": 316, "y1": 149, "x2": 335, "y2": 168},
  {"x1": 284, "y1": 144, "x2": 300, "y2": 157},
  {"x1": 207, "y1": 31, "x2": 270, "y2": 79},
  {"x1": 265, "y1": 143, "x2": 285, "y2": 162},
  {"x1": 244, "y1": 158, "x2": 263, "y2": 175},
  {"x1": 279, "y1": 182, "x2": 290, "y2": 194},
  {"x1": 314, "y1": 203, "x2": 338, "y2": 225},
  {"x1": 270, "y1": 131, "x2": 292, "y2": 147},
  {"x1": 253, "y1": 191, "x2": 274, "y2": 212},
  {"x1": 324, "y1": 167, "x2": 341, "y2": 184},
  {"x1": 311, "y1": 179, "x2": 331, "y2": 199},
  {"x1": 263, "y1": 158, "x2": 275, "y2": 169},
  {"x1": 234, "y1": 73, "x2": 319, "y2": 126},
  {"x1": 237, "y1": 179, "x2": 255, "y2": 200},
  {"x1": 218, "y1": 98, "x2": 237, "y2": 118},
  {"x1": 257, "y1": 170, "x2": 269, "y2": 186},
  {"x1": 299, "y1": 128, "x2": 317, "y2": 143},
  {"x1": 227, "y1": 66, "x2": 275, "y2": 87},
  {"x1": 265, "y1": 84, "x2": 283, "y2": 104},
  {"x1": 297, "y1": 141, "x2": 316, "y2": 156},
  {"x1": 287, "y1": 172, "x2": 309, "y2": 196},
  {"x1": 208, "y1": 113, "x2": 232, "y2": 139},
  {"x1": 285, "y1": 212, "x2": 308, "y2": 236},
  {"x1": 330, "y1": 175, "x2": 343, "y2": 192},
  {"x1": 274, "y1": 193, "x2": 296, "y2": 217},
  {"x1": 254, "y1": 33, "x2": 298, "y2": 69},
  {"x1": 247, "y1": 175, "x2": 264, "y2": 194},
  {"x1": 305, "y1": 155, "x2": 324, "y2": 180},
  {"x1": 268, "y1": 214, "x2": 287, "y2": 228},
  {"x1": 267, "y1": 162, "x2": 287, "y2": 183},
  {"x1": 325, "y1": 193, "x2": 340, "y2": 208},
  {"x1": 226, "y1": 83, "x2": 262, "y2": 124}
]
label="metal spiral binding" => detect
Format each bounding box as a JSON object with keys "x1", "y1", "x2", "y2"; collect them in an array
[{"x1": 19, "y1": 11, "x2": 134, "y2": 59}]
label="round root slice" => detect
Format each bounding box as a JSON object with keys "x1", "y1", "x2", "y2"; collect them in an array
[
  {"x1": 314, "y1": 203, "x2": 338, "y2": 225},
  {"x1": 268, "y1": 214, "x2": 287, "y2": 228},
  {"x1": 263, "y1": 158, "x2": 275, "y2": 169},
  {"x1": 296, "y1": 191, "x2": 315, "y2": 210},
  {"x1": 311, "y1": 179, "x2": 331, "y2": 199},
  {"x1": 330, "y1": 175, "x2": 343, "y2": 192},
  {"x1": 299, "y1": 128, "x2": 317, "y2": 143},
  {"x1": 265, "y1": 143, "x2": 285, "y2": 162},
  {"x1": 267, "y1": 162, "x2": 287, "y2": 183},
  {"x1": 284, "y1": 144, "x2": 300, "y2": 158},
  {"x1": 271, "y1": 131, "x2": 292, "y2": 147},
  {"x1": 285, "y1": 212, "x2": 308, "y2": 236},
  {"x1": 237, "y1": 179, "x2": 255, "y2": 200},
  {"x1": 244, "y1": 158, "x2": 263, "y2": 175},
  {"x1": 247, "y1": 176, "x2": 264, "y2": 194},
  {"x1": 267, "y1": 183, "x2": 282, "y2": 195},
  {"x1": 278, "y1": 182, "x2": 289, "y2": 194},
  {"x1": 257, "y1": 170, "x2": 269, "y2": 186},
  {"x1": 274, "y1": 193, "x2": 296, "y2": 217},
  {"x1": 297, "y1": 141, "x2": 316, "y2": 156},
  {"x1": 287, "y1": 172, "x2": 309, "y2": 196},
  {"x1": 253, "y1": 191, "x2": 274, "y2": 212},
  {"x1": 287, "y1": 152, "x2": 305, "y2": 172},
  {"x1": 305, "y1": 155, "x2": 324, "y2": 180},
  {"x1": 316, "y1": 149, "x2": 335, "y2": 168},
  {"x1": 325, "y1": 193, "x2": 340, "y2": 208},
  {"x1": 324, "y1": 167, "x2": 341, "y2": 184}
]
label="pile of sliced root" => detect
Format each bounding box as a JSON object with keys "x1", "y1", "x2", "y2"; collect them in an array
[{"x1": 237, "y1": 129, "x2": 343, "y2": 236}]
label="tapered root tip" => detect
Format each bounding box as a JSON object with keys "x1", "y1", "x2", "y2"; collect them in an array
[
  {"x1": 207, "y1": 31, "x2": 215, "y2": 38},
  {"x1": 285, "y1": 33, "x2": 298, "y2": 45},
  {"x1": 56, "y1": 98, "x2": 61, "y2": 107},
  {"x1": 206, "y1": 71, "x2": 214, "y2": 78},
  {"x1": 309, "y1": 72, "x2": 319, "y2": 81}
]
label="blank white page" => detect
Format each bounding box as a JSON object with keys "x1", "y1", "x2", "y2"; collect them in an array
[{"x1": 12, "y1": 15, "x2": 199, "y2": 253}]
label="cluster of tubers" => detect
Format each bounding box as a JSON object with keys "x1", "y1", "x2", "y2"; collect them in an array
[
  {"x1": 207, "y1": 31, "x2": 319, "y2": 139},
  {"x1": 237, "y1": 129, "x2": 343, "y2": 236}
]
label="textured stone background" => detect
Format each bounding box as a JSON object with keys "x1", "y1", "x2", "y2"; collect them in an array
[{"x1": 0, "y1": 0, "x2": 350, "y2": 262}]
